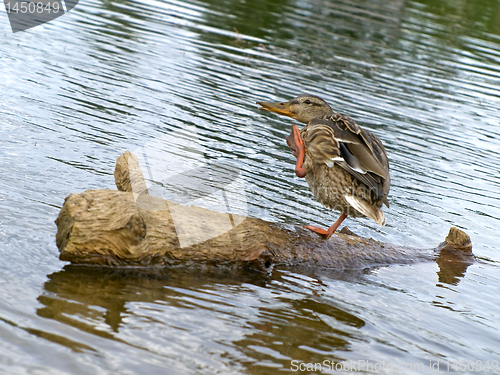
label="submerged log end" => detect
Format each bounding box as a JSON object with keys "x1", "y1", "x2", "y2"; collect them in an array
[
  {"x1": 445, "y1": 227, "x2": 472, "y2": 252},
  {"x1": 435, "y1": 227, "x2": 473, "y2": 284},
  {"x1": 434, "y1": 226, "x2": 473, "y2": 266}
]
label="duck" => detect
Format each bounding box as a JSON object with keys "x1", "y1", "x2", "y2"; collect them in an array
[{"x1": 257, "y1": 94, "x2": 390, "y2": 239}]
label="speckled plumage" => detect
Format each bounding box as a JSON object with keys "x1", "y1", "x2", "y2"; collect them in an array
[
  {"x1": 300, "y1": 112, "x2": 389, "y2": 225},
  {"x1": 304, "y1": 161, "x2": 379, "y2": 217}
]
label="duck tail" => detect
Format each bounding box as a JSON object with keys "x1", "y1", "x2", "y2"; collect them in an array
[{"x1": 344, "y1": 194, "x2": 385, "y2": 226}]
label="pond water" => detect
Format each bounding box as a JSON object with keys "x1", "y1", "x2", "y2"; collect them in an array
[{"x1": 1, "y1": 0, "x2": 499, "y2": 373}]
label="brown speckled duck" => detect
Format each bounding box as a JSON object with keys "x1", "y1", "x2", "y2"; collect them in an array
[{"x1": 258, "y1": 94, "x2": 390, "y2": 239}]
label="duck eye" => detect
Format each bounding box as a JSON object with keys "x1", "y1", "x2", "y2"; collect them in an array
[{"x1": 304, "y1": 99, "x2": 311, "y2": 104}]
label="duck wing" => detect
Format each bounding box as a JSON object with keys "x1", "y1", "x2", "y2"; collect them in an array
[{"x1": 301, "y1": 113, "x2": 390, "y2": 206}]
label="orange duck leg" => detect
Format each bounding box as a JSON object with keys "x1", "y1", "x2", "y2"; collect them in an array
[
  {"x1": 287, "y1": 124, "x2": 346, "y2": 239},
  {"x1": 304, "y1": 213, "x2": 347, "y2": 239},
  {"x1": 286, "y1": 124, "x2": 307, "y2": 178}
]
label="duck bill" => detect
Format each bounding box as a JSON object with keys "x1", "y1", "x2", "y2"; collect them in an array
[{"x1": 257, "y1": 100, "x2": 294, "y2": 117}]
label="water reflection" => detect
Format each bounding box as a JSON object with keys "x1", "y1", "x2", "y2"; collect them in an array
[
  {"x1": 435, "y1": 246, "x2": 474, "y2": 286},
  {"x1": 37, "y1": 248, "x2": 474, "y2": 371},
  {"x1": 1, "y1": 0, "x2": 500, "y2": 371},
  {"x1": 38, "y1": 266, "x2": 267, "y2": 334},
  {"x1": 37, "y1": 266, "x2": 369, "y2": 371}
]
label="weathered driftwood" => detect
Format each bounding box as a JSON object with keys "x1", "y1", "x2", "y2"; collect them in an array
[{"x1": 55, "y1": 151, "x2": 473, "y2": 273}]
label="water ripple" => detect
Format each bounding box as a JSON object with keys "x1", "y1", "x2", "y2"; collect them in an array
[{"x1": 1, "y1": 0, "x2": 500, "y2": 373}]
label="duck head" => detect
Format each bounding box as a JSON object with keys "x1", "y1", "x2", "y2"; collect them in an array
[{"x1": 258, "y1": 93, "x2": 334, "y2": 124}]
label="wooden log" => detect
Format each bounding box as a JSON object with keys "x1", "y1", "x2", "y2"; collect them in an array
[{"x1": 55, "y1": 151, "x2": 473, "y2": 273}]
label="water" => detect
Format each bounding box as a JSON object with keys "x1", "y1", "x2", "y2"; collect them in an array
[{"x1": 1, "y1": 0, "x2": 499, "y2": 373}]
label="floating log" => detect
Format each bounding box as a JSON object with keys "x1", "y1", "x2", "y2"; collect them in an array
[{"x1": 55, "y1": 151, "x2": 473, "y2": 273}]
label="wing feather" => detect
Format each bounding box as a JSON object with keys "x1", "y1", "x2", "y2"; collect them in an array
[{"x1": 302, "y1": 113, "x2": 390, "y2": 205}]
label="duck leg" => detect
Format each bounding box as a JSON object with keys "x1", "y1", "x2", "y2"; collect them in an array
[
  {"x1": 304, "y1": 213, "x2": 347, "y2": 239},
  {"x1": 286, "y1": 124, "x2": 307, "y2": 178},
  {"x1": 287, "y1": 124, "x2": 346, "y2": 239}
]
